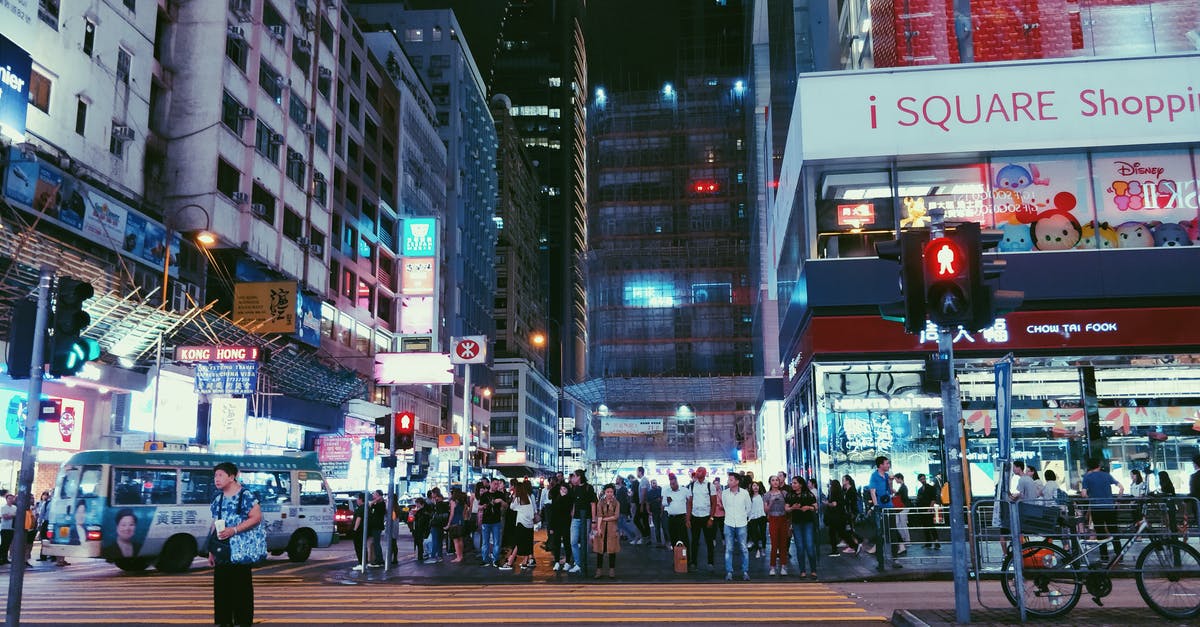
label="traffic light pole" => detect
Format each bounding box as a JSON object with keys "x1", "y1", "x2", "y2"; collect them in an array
[
  {"x1": 6, "y1": 267, "x2": 53, "y2": 627},
  {"x1": 384, "y1": 391, "x2": 397, "y2": 572},
  {"x1": 930, "y1": 211, "x2": 971, "y2": 624}
]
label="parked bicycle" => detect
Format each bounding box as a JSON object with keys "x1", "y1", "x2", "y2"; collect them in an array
[{"x1": 999, "y1": 501, "x2": 1200, "y2": 619}]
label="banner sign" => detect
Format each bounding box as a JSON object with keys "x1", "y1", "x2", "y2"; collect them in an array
[
  {"x1": 0, "y1": 34, "x2": 32, "y2": 142},
  {"x1": 809, "y1": 307, "x2": 1200, "y2": 355},
  {"x1": 3, "y1": 148, "x2": 181, "y2": 273},
  {"x1": 194, "y1": 362, "x2": 259, "y2": 395},
  {"x1": 401, "y1": 258, "x2": 435, "y2": 294},
  {"x1": 209, "y1": 397, "x2": 247, "y2": 454},
  {"x1": 599, "y1": 418, "x2": 664, "y2": 437},
  {"x1": 796, "y1": 55, "x2": 1200, "y2": 161},
  {"x1": 175, "y1": 346, "x2": 259, "y2": 362},
  {"x1": 0, "y1": 391, "x2": 84, "y2": 451},
  {"x1": 344, "y1": 416, "x2": 375, "y2": 436},
  {"x1": 233, "y1": 281, "x2": 298, "y2": 334},
  {"x1": 316, "y1": 436, "x2": 353, "y2": 462}
]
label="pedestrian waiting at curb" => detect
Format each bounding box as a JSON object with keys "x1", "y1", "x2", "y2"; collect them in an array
[{"x1": 593, "y1": 483, "x2": 620, "y2": 578}]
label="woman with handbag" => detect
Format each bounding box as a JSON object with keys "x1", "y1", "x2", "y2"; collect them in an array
[
  {"x1": 208, "y1": 462, "x2": 265, "y2": 627},
  {"x1": 593, "y1": 483, "x2": 620, "y2": 578},
  {"x1": 499, "y1": 481, "x2": 536, "y2": 571},
  {"x1": 786, "y1": 477, "x2": 819, "y2": 579},
  {"x1": 447, "y1": 487, "x2": 467, "y2": 562},
  {"x1": 764, "y1": 474, "x2": 790, "y2": 575}
]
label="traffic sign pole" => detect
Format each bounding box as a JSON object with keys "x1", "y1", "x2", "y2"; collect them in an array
[{"x1": 460, "y1": 363, "x2": 470, "y2": 489}]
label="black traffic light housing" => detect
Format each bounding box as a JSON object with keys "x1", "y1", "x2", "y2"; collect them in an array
[
  {"x1": 49, "y1": 278, "x2": 100, "y2": 377},
  {"x1": 875, "y1": 228, "x2": 929, "y2": 334},
  {"x1": 395, "y1": 411, "x2": 415, "y2": 450},
  {"x1": 375, "y1": 414, "x2": 392, "y2": 447},
  {"x1": 5, "y1": 300, "x2": 46, "y2": 380},
  {"x1": 975, "y1": 228, "x2": 1025, "y2": 331}
]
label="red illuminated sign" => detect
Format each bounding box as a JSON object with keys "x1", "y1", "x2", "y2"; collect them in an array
[
  {"x1": 396, "y1": 411, "x2": 415, "y2": 433},
  {"x1": 924, "y1": 237, "x2": 964, "y2": 278},
  {"x1": 175, "y1": 346, "x2": 260, "y2": 362},
  {"x1": 836, "y1": 203, "x2": 876, "y2": 227},
  {"x1": 692, "y1": 181, "x2": 720, "y2": 194}
]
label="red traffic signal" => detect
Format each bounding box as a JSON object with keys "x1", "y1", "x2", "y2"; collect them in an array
[
  {"x1": 924, "y1": 237, "x2": 966, "y2": 280},
  {"x1": 394, "y1": 411, "x2": 415, "y2": 450}
]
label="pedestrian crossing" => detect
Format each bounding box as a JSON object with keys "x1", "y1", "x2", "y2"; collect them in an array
[{"x1": 3, "y1": 577, "x2": 888, "y2": 624}]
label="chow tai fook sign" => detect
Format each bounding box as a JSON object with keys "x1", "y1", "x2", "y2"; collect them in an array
[
  {"x1": 795, "y1": 54, "x2": 1200, "y2": 161},
  {"x1": 805, "y1": 306, "x2": 1200, "y2": 357}
]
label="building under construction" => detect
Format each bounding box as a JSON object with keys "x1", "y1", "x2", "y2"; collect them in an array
[{"x1": 577, "y1": 76, "x2": 759, "y2": 471}]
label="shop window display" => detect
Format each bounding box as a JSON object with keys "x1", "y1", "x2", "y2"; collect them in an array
[
  {"x1": 898, "y1": 164, "x2": 992, "y2": 228},
  {"x1": 815, "y1": 171, "x2": 896, "y2": 258},
  {"x1": 1091, "y1": 150, "x2": 1199, "y2": 249},
  {"x1": 988, "y1": 154, "x2": 1095, "y2": 251}
]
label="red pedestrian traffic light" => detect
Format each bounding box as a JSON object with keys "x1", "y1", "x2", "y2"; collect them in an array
[{"x1": 394, "y1": 411, "x2": 415, "y2": 450}]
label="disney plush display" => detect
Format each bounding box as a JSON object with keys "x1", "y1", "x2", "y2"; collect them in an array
[
  {"x1": 1152, "y1": 222, "x2": 1193, "y2": 247},
  {"x1": 900, "y1": 196, "x2": 930, "y2": 228},
  {"x1": 1179, "y1": 217, "x2": 1198, "y2": 243},
  {"x1": 1077, "y1": 221, "x2": 1118, "y2": 249},
  {"x1": 1115, "y1": 221, "x2": 1155, "y2": 248},
  {"x1": 1031, "y1": 209, "x2": 1082, "y2": 250},
  {"x1": 998, "y1": 222, "x2": 1033, "y2": 252}
]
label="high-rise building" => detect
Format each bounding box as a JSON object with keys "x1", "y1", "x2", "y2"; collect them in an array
[
  {"x1": 758, "y1": 0, "x2": 1200, "y2": 491},
  {"x1": 351, "y1": 5, "x2": 499, "y2": 476}
]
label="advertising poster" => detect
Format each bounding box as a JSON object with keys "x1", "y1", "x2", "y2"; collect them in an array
[
  {"x1": 0, "y1": 34, "x2": 32, "y2": 142},
  {"x1": 2, "y1": 148, "x2": 180, "y2": 270},
  {"x1": 295, "y1": 289, "x2": 322, "y2": 347},
  {"x1": 988, "y1": 155, "x2": 1095, "y2": 252},
  {"x1": 598, "y1": 418, "x2": 664, "y2": 437},
  {"x1": 1092, "y1": 151, "x2": 1198, "y2": 248},
  {"x1": 99, "y1": 506, "x2": 154, "y2": 563},
  {"x1": 0, "y1": 390, "x2": 85, "y2": 450},
  {"x1": 50, "y1": 496, "x2": 102, "y2": 548},
  {"x1": 400, "y1": 296, "x2": 434, "y2": 334},
  {"x1": 401, "y1": 258, "x2": 435, "y2": 294},
  {"x1": 127, "y1": 372, "x2": 199, "y2": 440},
  {"x1": 209, "y1": 397, "x2": 247, "y2": 454},
  {"x1": 233, "y1": 281, "x2": 297, "y2": 333}
]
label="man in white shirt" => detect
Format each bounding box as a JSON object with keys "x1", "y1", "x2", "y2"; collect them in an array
[
  {"x1": 0, "y1": 492, "x2": 17, "y2": 565},
  {"x1": 663, "y1": 474, "x2": 689, "y2": 546},
  {"x1": 721, "y1": 472, "x2": 752, "y2": 580},
  {"x1": 686, "y1": 467, "x2": 718, "y2": 571}
]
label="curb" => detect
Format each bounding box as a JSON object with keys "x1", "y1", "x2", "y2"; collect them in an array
[{"x1": 890, "y1": 609, "x2": 931, "y2": 627}]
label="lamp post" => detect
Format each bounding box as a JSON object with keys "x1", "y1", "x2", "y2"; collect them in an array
[
  {"x1": 160, "y1": 203, "x2": 216, "y2": 310},
  {"x1": 532, "y1": 324, "x2": 569, "y2": 474}
]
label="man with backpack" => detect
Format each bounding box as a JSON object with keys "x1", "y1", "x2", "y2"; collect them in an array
[{"x1": 685, "y1": 466, "x2": 718, "y2": 572}]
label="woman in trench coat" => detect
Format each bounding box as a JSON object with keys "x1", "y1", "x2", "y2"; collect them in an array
[{"x1": 592, "y1": 483, "x2": 620, "y2": 578}]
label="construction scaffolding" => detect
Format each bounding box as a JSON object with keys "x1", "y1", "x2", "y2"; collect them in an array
[{"x1": 585, "y1": 78, "x2": 758, "y2": 466}]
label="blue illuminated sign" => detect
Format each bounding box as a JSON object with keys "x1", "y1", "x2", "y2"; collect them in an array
[{"x1": 0, "y1": 34, "x2": 32, "y2": 143}]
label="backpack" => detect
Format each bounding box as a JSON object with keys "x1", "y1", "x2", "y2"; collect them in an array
[{"x1": 940, "y1": 481, "x2": 951, "y2": 505}]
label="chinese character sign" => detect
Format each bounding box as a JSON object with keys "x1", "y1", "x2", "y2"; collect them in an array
[{"x1": 233, "y1": 281, "x2": 298, "y2": 334}]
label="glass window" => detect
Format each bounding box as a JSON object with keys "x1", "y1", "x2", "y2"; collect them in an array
[
  {"x1": 112, "y1": 468, "x2": 178, "y2": 505},
  {"x1": 28, "y1": 69, "x2": 51, "y2": 113},
  {"x1": 1090, "y1": 150, "x2": 1196, "y2": 249},
  {"x1": 897, "y1": 164, "x2": 992, "y2": 227},
  {"x1": 239, "y1": 470, "x2": 291, "y2": 505},
  {"x1": 814, "y1": 170, "x2": 895, "y2": 259},
  {"x1": 116, "y1": 48, "x2": 131, "y2": 84},
  {"x1": 180, "y1": 469, "x2": 215, "y2": 505},
  {"x1": 989, "y1": 154, "x2": 1095, "y2": 252},
  {"x1": 298, "y1": 472, "x2": 330, "y2": 506}
]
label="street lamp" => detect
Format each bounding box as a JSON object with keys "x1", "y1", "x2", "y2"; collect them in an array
[{"x1": 161, "y1": 203, "x2": 216, "y2": 310}]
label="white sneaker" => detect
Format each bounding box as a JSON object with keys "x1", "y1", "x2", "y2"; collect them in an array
[
  {"x1": 768, "y1": 566, "x2": 776, "y2": 576},
  {"x1": 352, "y1": 565, "x2": 364, "y2": 571},
  {"x1": 552, "y1": 562, "x2": 562, "y2": 571},
  {"x1": 780, "y1": 566, "x2": 788, "y2": 575},
  {"x1": 567, "y1": 564, "x2": 581, "y2": 573}
]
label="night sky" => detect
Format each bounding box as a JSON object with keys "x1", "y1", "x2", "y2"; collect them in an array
[{"x1": 410, "y1": 0, "x2": 691, "y2": 92}]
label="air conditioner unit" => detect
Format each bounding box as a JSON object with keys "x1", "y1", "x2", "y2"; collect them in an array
[
  {"x1": 309, "y1": 243, "x2": 323, "y2": 256},
  {"x1": 112, "y1": 125, "x2": 135, "y2": 141},
  {"x1": 250, "y1": 203, "x2": 268, "y2": 217},
  {"x1": 269, "y1": 132, "x2": 285, "y2": 145},
  {"x1": 268, "y1": 25, "x2": 286, "y2": 42},
  {"x1": 295, "y1": 236, "x2": 310, "y2": 246},
  {"x1": 294, "y1": 40, "x2": 312, "y2": 55},
  {"x1": 274, "y1": 76, "x2": 289, "y2": 88},
  {"x1": 287, "y1": 151, "x2": 304, "y2": 163},
  {"x1": 229, "y1": 0, "x2": 252, "y2": 21},
  {"x1": 231, "y1": 191, "x2": 250, "y2": 204},
  {"x1": 237, "y1": 106, "x2": 255, "y2": 120},
  {"x1": 312, "y1": 171, "x2": 326, "y2": 183},
  {"x1": 227, "y1": 25, "x2": 245, "y2": 40},
  {"x1": 300, "y1": 123, "x2": 315, "y2": 135},
  {"x1": 318, "y1": 67, "x2": 332, "y2": 79}
]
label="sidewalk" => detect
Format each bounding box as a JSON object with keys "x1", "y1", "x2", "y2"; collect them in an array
[{"x1": 332, "y1": 527, "x2": 957, "y2": 585}]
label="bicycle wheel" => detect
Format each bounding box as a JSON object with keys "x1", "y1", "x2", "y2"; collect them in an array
[
  {"x1": 1000, "y1": 541, "x2": 1082, "y2": 619},
  {"x1": 1136, "y1": 539, "x2": 1200, "y2": 619}
]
